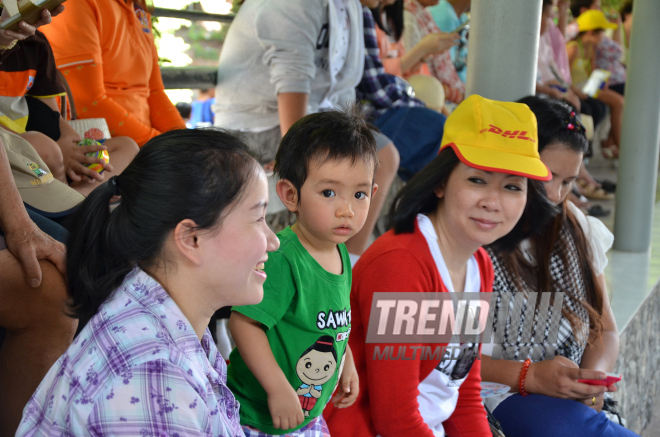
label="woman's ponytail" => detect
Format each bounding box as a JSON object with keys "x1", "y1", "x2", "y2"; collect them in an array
[{"x1": 66, "y1": 177, "x2": 133, "y2": 324}]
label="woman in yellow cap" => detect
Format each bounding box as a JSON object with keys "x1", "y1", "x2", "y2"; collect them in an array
[
  {"x1": 324, "y1": 94, "x2": 555, "y2": 436},
  {"x1": 567, "y1": 9, "x2": 625, "y2": 158},
  {"x1": 482, "y1": 95, "x2": 638, "y2": 437}
]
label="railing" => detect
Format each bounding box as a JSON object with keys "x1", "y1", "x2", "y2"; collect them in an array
[
  {"x1": 152, "y1": 7, "x2": 235, "y2": 23},
  {"x1": 154, "y1": 8, "x2": 234, "y2": 89}
]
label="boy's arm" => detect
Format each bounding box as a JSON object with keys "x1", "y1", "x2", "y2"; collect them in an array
[
  {"x1": 228, "y1": 311, "x2": 305, "y2": 431},
  {"x1": 331, "y1": 344, "x2": 359, "y2": 408}
]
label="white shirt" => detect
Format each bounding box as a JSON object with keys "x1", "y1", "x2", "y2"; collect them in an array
[{"x1": 416, "y1": 214, "x2": 481, "y2": 437}]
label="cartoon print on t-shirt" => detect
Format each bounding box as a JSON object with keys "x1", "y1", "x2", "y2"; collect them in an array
[
  {"x1": 436, "y1": 342, "x2": 479, "y2": 382},
  {"x1": 295, "y1": 336, "x2": 337, "y2": 417}
]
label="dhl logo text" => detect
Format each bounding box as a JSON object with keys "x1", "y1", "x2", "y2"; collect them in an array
[{"x1": 479, "y1": 125, "x2": 535, "y2": 142}]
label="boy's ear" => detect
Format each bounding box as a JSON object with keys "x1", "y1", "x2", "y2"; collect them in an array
[
  {"x1": 173, "y1": 219, "x2": 203, "y2": 266},
  {"x1": 371, "y1": 183, "x2": 379, "y2": 199},
  {"x1": 276, "y1": 179, "x2": 300, "y2": 213}
]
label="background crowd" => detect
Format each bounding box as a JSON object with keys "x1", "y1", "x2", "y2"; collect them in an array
[{"x1": 0, "y1": 0, "x2": 637, "y2": 436}]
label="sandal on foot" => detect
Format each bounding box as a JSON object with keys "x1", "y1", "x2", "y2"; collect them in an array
[
  {"x1": 581, "y1": 184, "x2": 614, "y2": 200},
  {"x1": 598, "y1": 179, "x2": 617, "y2": 193},
  {"x1": 601, "y1": 142, "x2": 620, "y2": 159},
  {"x1": 588, "y1": 205, "x2": 611, "y2": 217}
]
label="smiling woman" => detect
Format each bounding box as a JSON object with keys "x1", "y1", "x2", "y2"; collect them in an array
[
  {"x1": 324, "y1": 95, "x2": 556, "y2": 437},
  {"x1": 482, "y1": 95, "x2": 637, "y2": 437},
  {"x1": 16, "y1": 129, "x2": 279, "y2": 437}
]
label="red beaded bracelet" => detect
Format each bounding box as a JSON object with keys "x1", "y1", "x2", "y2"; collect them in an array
[{"x1": 518, "y1": 358, "x2": 532, "y2": 396}]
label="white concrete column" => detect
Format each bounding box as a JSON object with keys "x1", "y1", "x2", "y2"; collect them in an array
[
  {"x1": 465, "y1": 0, "x2": 543, "y2": 102},
  {"x1": 613, "y1": 0, "x2": 660, "y2": 252}
]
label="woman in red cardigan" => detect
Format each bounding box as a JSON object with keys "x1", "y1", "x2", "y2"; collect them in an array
[{"x1": 324, "y1": 95, "x2": 556, "y2": 437}]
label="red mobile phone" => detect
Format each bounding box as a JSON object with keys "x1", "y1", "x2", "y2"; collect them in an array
[{"x1": 578, "y1": 372, "x2": 622, "y2": 386}]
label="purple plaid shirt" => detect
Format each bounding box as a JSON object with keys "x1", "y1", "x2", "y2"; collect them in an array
[
  {"x1": 356, "y1": 6, "x2": 424, "y2": 116},
  {"x1": 17, "y1": 268, "x2": 244, "y2": 437}
]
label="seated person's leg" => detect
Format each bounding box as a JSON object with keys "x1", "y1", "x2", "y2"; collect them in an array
[
  {"x1": 19, "y1": 131, "x2": 67, "y2": 184},
  {"x1": 25, "y1": 209, "x2": 68, "y2": 244},
  {"x1": 493, "y1": 393, "x2": 639, "y2": 437},
  {"x1": 0, "y1": 254, "x2": 77, "y2": 436},
  {"x1": 372, "y1": 106, "x2": 446, "y2": 181},
  {"x1": 597, "y1": 89, "x2": 625, "y2": 149},
  {"x1": 345, "y1": 139, "x2": 399, "y2": 255}
]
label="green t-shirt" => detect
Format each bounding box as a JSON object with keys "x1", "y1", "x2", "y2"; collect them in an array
[{"x1": 227, "y1": 227, "x2": 352, "y2": 434}]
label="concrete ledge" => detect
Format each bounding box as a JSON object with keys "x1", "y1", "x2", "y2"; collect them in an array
[{"x1": 612, "y1": 277, "x2": 660, "y2": 434}]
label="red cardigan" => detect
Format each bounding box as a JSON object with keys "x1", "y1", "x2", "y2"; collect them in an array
[{"x1": 324, "y1": 220, "x2": 492, "y2": 437}]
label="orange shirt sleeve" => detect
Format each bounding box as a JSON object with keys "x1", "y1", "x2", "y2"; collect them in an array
[
  {"x1": 41, "y1": 0, "x2": 180, "y2": 146},
  {"x1": 40, "y1": 0, "x2": 103, "y2": 68},
  {"x1": 442, "y1": 354, "x2": 491, "y2": 436},
  {"x1": 146, "y1": 39, "x2": 186, "y2": 133},
  {"x1": 63, "y1": 64, "x2": 159, "y2": 146},
  {"x1": 356, "y1": 250, "x2": 438, "y2": 437}
]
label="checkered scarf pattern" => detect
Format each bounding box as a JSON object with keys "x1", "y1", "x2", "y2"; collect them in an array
[
  {"x1": 242, "y1": 416, "x2": 331, "y2": 437},
  {"x1": 487, "y1": 226, "x2": 591, "y2": 365},
  {"x1": 356, "y1": 7, "x2": 424, "y2": 116}
]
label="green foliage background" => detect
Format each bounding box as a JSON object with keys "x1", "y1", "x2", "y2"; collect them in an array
[{"x1": 602, "y1": 0, "x2": 626, "y2": 11}]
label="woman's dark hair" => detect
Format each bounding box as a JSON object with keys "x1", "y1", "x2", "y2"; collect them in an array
[
  {"x1": 620, "y1": 0, "x2": 633, "y2": 20},
  {"x1": 67, "y1": 129, "x2": 258, "y2": 326},
  {"x1": 371, "y1": 0, "x2": 405, "y2": 42},
  {"x1": 519, "y1": 95, "x2": 589, "y2": 156},
  {"x1": 389, "y1": 147, "x2": 557, "y2": 249},
  {"x1": 570, "y1": 0, "x2": 595, "y2": 18},
  {"x1": 491, "y1": 95, "x2": 603, "y2": 344}
]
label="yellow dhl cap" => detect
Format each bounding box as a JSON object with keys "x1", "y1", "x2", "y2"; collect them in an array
[
  {"x1": 439, "y1": 94, "x2": 551, "y2": 181},
  {"x1": 577, "y1": 9, "x2": 618, "y2": 32}
]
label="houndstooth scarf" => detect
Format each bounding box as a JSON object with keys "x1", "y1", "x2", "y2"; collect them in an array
[{"x1": 486, "y1": 226, "x2": 591, "y2": 365}]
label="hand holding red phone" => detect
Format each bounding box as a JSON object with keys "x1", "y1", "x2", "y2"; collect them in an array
[{"x1": 578, "y1": 372, "x2": 622, "y2": 387}]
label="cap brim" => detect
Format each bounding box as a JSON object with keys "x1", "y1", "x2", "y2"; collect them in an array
[
  {"x1": 18, "y1": 178, "x2": 85, "y2": 218},
  {"x1": 447, "y1": 143, "x2": 552, "y2": 181},
  {"x1": 580, "y1": 22, "x2": 618, "y2": 31}
]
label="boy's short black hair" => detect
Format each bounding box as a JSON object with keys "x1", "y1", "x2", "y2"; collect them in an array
[{"x1": 274, "y1": 109, "x2": 379, "y2": 195}]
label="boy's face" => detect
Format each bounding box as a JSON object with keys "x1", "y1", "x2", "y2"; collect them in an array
[{"x1": 295, "y1": 157, "x2": 376, "y2": 248}]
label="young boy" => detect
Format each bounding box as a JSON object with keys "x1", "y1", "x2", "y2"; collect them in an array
[{"x1": 227, "y1": 110, "x2": 379, "y2": 435}]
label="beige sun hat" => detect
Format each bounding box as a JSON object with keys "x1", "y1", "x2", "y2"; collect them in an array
[
  {"x1": 407, "y1": 74, "x2": 446, "y2": 112},
  {"x1": 1, "y1": 128, "x2": 84, "y2": 217}
]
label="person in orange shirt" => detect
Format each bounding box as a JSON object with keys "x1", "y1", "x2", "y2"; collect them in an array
[{"x1": 40, "y1": 0, "x2": 185, "y2": 147}]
